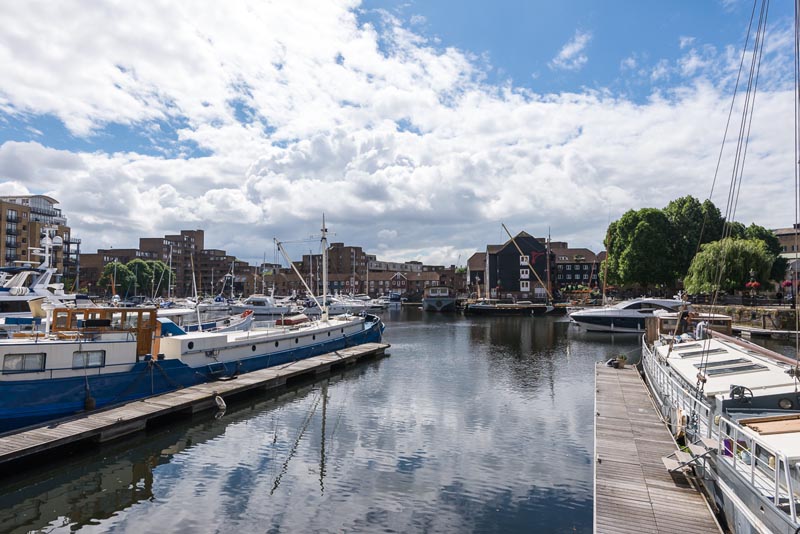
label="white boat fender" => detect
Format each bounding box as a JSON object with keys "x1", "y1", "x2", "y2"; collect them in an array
[{"x1": 215, "y1": 395, "x2": 227, "y2": 410}]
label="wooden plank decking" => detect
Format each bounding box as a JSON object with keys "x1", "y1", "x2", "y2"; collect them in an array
[
  {"x1": 594, "y1": 364, "x2": 721, "y2": 534},
  {"x1": 0, "y1": 342, "x2": 389, "y2": 469}
]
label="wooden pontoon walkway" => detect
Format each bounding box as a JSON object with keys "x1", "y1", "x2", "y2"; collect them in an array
[
  {"x1": 594, "y1": 364, "x2": 721, "y2": 534},
  {"x1": 0, "y1": 342, "x2": 389, "y2": 469}
]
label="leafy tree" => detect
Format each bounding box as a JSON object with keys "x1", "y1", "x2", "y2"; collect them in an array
[
  {"x1": 683, "y1": 238, "x2": 772, "y2": 294},
  {"x1": 744, "y1": 223, "x2": 787, "y2": 281},
  {"x1": 605, "y1": 208, "x2": 676, "y2": 287},
  {"x1": 126, "y1": 259, "x2": 154, "y2": 296},
  {"x1": 98, "y1": 262, "x2": 136, "y2": 296},
  {"x1": 663, "y1": 196, "x2": 725, "y2": 278}
]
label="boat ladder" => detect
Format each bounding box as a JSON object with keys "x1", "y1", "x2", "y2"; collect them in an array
[{"x1": 662, "y1": 436, "x2": 718, "y2": 474}]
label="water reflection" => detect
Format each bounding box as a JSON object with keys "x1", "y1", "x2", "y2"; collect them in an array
[{"x1": 0, "y1": 309, "x2": 640, "y2": 533}]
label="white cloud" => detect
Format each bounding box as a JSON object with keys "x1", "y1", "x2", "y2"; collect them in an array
[
  {"x1": 679, "y1": 36, "x2": 695, "y2": 49},
  {"x1": 620, "y1": 55, "x2": 637, "y2": 70},
  {"x1": 0, "y1": 2, "x2": 796, "y2": 266},
  {"x1": 549, "y1": 30, "x2": 592, "y2": 71}
]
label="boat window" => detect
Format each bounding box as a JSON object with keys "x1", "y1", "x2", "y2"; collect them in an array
[
  {"x1": 3, "y1": 353, "x2": 45, "y2": 373},
  {"x1": 693, "y1": 358, "x2": 750, "y2": 369},
  {"x1": 72, "y1": 350, "x2": 105, "y2": 369},
  {"x1": 705, "y1": 363, "x2": 767, "y2": 376},
  {"x1": 676, "y1": 348, "x2": 728, "y2": 358}
]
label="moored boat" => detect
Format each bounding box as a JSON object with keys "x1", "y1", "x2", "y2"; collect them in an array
[
  {"x1": 0, "y1": 305, "x2": 383, "y2": 432},
  {"x1": 642, "y1": 312, "x2": 800, "y2": 533},
  {"x1": 463, "y1": 298, "x2": 552, "y2": 316},
  {"x1": 421, "y1": 286, "x2": 456, "y2": 312},
  {"x1": 569, "y1": 297, "x2": 686, "y2": 333}
]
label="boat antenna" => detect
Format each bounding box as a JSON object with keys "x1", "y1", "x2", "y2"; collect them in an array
[{"x1": 793, "y1": 0, "x2": 800, "y2": 383}]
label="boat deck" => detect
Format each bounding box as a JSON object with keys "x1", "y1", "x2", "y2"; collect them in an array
[
  {"x1": 0, "y1": 342, "x2": 389, "y2": 471},
  {"x1": 594, "y1": 364, "x2": 721, "y2": 534}
]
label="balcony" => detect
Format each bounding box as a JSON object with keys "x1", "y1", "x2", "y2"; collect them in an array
[
  {"x1": 5, "y1": 214, "x2": 18, "y2": 222},
  {"x1": 5, "y1": 227, "x2": 18, "y2": 235}
]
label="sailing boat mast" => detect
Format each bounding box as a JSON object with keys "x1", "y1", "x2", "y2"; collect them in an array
[{"x1": 321, "y1": 215, "x2": 329, "y2": 322}]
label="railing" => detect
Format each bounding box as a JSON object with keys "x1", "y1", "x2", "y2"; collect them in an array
[
  {"x1": 5, "y1": 214, "x2": 18, "y2": 222},
  {"x1": 4, "y1": 241, "x2": 17, "y2": 249},
  {"x1": 641, "y1": 339, "x2": 713, "y2": 438},
  {"x1": 717, "y1": 414, "x2": 799, "y2": 525},
  {"x1": 5, "y1": 227, "x2": 17, "y2": 235}
]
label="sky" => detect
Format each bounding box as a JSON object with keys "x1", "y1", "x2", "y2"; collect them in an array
[{"x1": 0, "y1": 0, "x2": 796, "y2": 267}]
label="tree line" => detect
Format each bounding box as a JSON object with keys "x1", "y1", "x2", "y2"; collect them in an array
[
  {"x1": 604, "y1": 196, "x2": 787, "y2": 294},
  {"x1": 96, "y1": 259, "x2": 175, "y2": 298}
]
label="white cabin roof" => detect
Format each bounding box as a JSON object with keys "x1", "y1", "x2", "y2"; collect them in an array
[{"x1": 657, "y1": 338, "x2": 797, "y2": 397}]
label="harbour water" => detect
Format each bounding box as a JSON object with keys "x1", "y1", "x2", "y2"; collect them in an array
[{"x1": 0, "y1": 308, "x2": 641, "y2": 533}]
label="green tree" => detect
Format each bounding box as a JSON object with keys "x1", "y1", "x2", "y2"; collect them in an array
[
  {"x1": 663, "y1": 196, "x2": 725, "y2": 278},
  {"x1": 683, "y1": 238, "x2": 772, "y2": 293},
  {"x1": 126, "y1": 259, "x2": 154, "y2": 296},
  {"x1": 98, "y1": 262, "x2": 136, "y2": 296},
  {"x1": 605, "y1": 208, "x2": 677, "y2": 287},
  {"x1": 744, "y1": 223, "x2": 787, "y2": 281}
]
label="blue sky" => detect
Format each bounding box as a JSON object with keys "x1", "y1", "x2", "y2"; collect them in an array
[{"x1": 0, "y1": 0, "x2": 796, "y2": 265}]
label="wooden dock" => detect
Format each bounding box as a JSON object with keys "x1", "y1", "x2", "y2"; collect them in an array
[
  {"x1": 732, "y1": 324, "x2": 798, "y2": 338},
  {"x1": 594, "y1": 364, "x2": 721, "y2": 534},
  {"x1": 0, "y1": 343, "x2": 389, "y2": 470}
]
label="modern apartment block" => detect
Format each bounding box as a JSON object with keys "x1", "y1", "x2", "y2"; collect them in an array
[{"x1": 0, "y1": 195, "x2": 79, "y2": 287}]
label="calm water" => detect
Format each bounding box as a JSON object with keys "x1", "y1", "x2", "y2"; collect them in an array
[{"x1": 0, "y1": 308, "x2": 642, "y2": 534}]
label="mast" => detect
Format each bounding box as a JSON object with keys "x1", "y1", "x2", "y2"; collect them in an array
[
  {"x1": 546, "y1": 228, "x2": 552, "y2": 298},
  {"x1": 501, "y1": 223, "x2": 553, "y2": 302},
  {"x1": 167, "y1": 244, "x2": 172, "y2": 300},
  {"x1": 321, "y1": 215, "x2": 329, "y2": 322}
]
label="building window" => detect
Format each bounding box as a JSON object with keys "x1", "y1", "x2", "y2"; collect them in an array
[
  {"x1": 566, "y1": 274, "x2": 572, "y2": 280},
  {"x1": 520, "y1": 281, "x2": 530, "y2": 291},
  {"x1": 3, "y1": 353, "x2": 46, "y2": 374},
  {"x1": 72, "y1": 350, "x2": 105, "y2": 369},
  {"x1": 519, "y1": 255, "x2": 529, "y2": 265},
  {"x1": 520, "y1": 269, "x2": 530, "y2": 279},
  {"x1": 566, "y1": 265, "x2": 572, "y2": 270},
  {"x1": 583, "y1": 264, "x2": 589, "y2": 270}
]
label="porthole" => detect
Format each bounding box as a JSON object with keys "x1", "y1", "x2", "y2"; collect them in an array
[
  {"x1": 779, "y1": 398, "x2": 794, "y2": 409},
  {"x1": 275, "y1": 341, "x2": 279, "y2": 347},
  {"x1": 188, "y1": 341, "x2": 194, "y2": 350},
  {"x1": 252, "y1": 345, "x2": 256, "y2": 352},
  {"x1": 312, "y1": 335, "x2": 316, "y2": 340},
  {"x1": 327, "y1": 332, "x2": 330, "y2": 337},
  {"x1": 295, "y1": 338, "x2": 299, "y2": 344},
  {"x1": 341, "y1": 329, "x2": 344, "y2": 334}
]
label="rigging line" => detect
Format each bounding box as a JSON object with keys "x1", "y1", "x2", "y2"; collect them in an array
[
  {"x1": 696, "y1": 0, "x2": 760, "y2": 253},
  {"x1": 697, "y1": 0, "x2": 769, "y2": 396},
  {"x1": 723, "y1": 0, "x2": 767, "y2": 233},
  {"x1": 731, "y1": 1, "x2": 769, "y2": 230},
  {"x1": 730, "y1": 0, "x2": 770, "y2": 227},
  {"x1": 795, "y1": 0, "x2": 800, "y2": 382}
]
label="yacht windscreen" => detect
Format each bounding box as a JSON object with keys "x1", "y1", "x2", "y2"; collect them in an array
[{"x1": 705, "y1": 363, "x2": 767, "y2": 376}]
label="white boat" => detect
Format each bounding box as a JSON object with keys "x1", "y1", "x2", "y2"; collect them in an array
[
  {"x1": 569, "y1": 297, "x2": 686, "y2": 333},
  {"x1": 230, "y1": 294, "x2": 296, "y2": 317},
  {"x1": 642, "y1": 312, "x2": 800, "y2": 533},
  {"x1": 302, "y1": 295, "x2": 366, "y2": 316}
]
